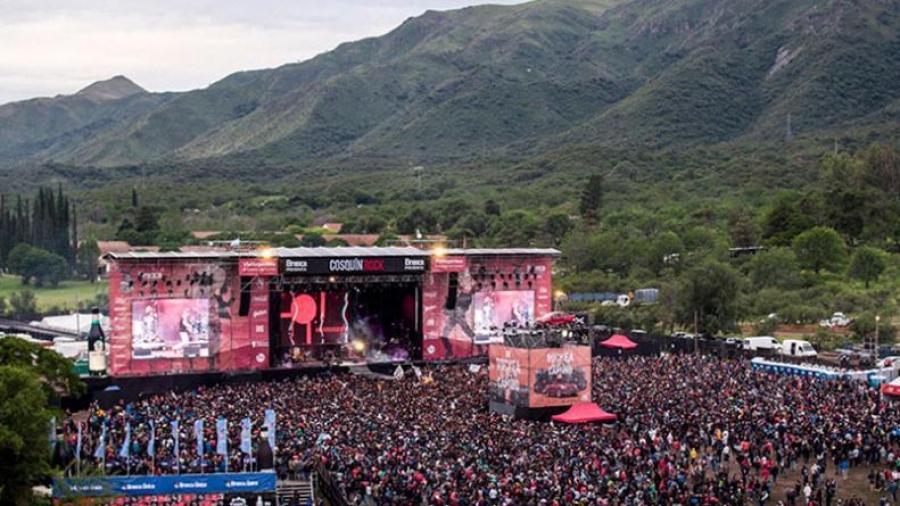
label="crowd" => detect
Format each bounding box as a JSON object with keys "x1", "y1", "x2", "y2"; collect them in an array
[{"x1": 59, "y1": 355, "x2": 900, "y2": 505}]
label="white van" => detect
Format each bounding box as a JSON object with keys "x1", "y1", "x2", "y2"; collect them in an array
[
  {"x1": 778, "y1": 339, "x2": 817, "y2": 358},
  {"x1": 742, "y1": 336, "x2": 781, "y2": 352}
]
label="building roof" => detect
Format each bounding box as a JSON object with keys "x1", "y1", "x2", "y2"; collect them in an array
[
  {"x1": 98, "y1": 241, "x2": 150, "y2": 255},
  {"x1": 445, "y1": 248, "x2": 561, "y2": 257},
  {"x1": 105, "y1": 246, "x2": 560, "y2": 261},
  {"x1": 272, "y1": 246, "x2": 427, "y2": 258}
]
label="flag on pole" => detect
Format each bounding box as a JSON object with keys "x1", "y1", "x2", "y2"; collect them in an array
[
  {"x1": 76, "y1": 423, "x2": 83, "y2": 463},
  {"x1": 94, "y1": 421, "x2": 107, "y2": 459},
  {"x1": 194, "y1": 419, "x2": 204, "y2": 454},
  {"x1": 147, "y1": 420, "x2": 155, "y2": 457},
  {"x1": 171, "y1": 420, "x2": 180, "y2": 472},
  {"x1": 49, "y1": 416, "x2": 56, "y2": 453},
  {"x1": 393, "y1": 365, "x2": 405, "y2": 380},
  {"x1": 119, "y1": 422, "x2": 131, "y2": 458},
  {"x1": 216, "y1": 418, "x2": 228, "y2": 456},
  {"x1": 240, "y1": 418, "x2": 252, "y2": 454},
  {"x1": 263, "y1": 410, "x2": 276, "y2": 449},
  {"x1": 412, "y1": 366, "x2": 422, "y2": 380},
  {"x1": 468, "y1": 364, "x2": 482, "y2": 374}
]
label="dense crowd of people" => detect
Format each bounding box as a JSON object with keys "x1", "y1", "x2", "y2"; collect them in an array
[{"x1": 59, "y1": 355, "x2": 900, "y2": 505}]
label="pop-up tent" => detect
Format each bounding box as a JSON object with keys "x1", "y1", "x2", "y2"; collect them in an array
[
  {"x1": 552, "y1": 403, "x2": 617, "y2": 423},
  {"x1": 883, "y1": 377, "x2": 900, "y2": 397},
  {"x1": 600, "y1": 334, "x2": 638, "y2": 350}
]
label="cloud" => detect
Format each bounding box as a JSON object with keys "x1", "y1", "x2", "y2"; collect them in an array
[{"x1": 0, "y1": 0, "x2": 526, "y2": 104}]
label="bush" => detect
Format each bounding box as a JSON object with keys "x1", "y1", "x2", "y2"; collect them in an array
[
  {"x1": 7, "y1": 244, "x2": 70, "y2": 287},
  {"x1": 780, "y1": 305, "x2": 828, "y2": 325}
]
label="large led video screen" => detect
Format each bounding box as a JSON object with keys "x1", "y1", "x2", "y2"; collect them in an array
[
  {"x1": 131, "y1": 299, "x2": 211, "y2": 360},
  {"x1": 473, "y1": 290, "x2": 535, "y2": 343},
  {"x1": 529, "y1": 345, "x2": 592, "y2": 407}
]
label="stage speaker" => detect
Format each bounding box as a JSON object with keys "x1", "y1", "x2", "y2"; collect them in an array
[
  {"x1": 445, "y1": 273, "x2": 459, "y2": 310},
  {"x1": 239, "y1": 276, "x2": 251, "y2": 316},
  {"x1": 257, "y1": 440, "x2": 274, "y2": 470}
]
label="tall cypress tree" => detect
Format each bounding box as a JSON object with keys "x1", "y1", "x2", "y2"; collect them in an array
[{"x1": 0, "y1": 187, "x2": 74, "y2": 270}]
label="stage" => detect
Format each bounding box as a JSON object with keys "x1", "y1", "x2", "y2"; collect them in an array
[{"x1": 102, "y1": 246, "x2": 558, "y2": 377}]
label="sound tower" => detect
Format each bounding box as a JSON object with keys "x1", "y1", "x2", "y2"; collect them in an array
[
  {"x1": 445, "y1": 272, "x2": 458, "y2": 310},
  {"x1": 239, "y1": 276, "x2": 251, "y2": 316}
]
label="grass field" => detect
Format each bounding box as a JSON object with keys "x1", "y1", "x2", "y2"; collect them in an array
[{"x1": 0, "y1": 274, "x2": 108, "y2": 313}]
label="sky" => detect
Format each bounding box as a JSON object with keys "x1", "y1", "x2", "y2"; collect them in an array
[{"x1": 0, "y1": 0, "x2": 527, "y2": 105}]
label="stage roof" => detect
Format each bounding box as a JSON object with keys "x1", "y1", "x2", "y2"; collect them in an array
[
  {"x1": 105, "y1": 247, "x2": 560, "y2": 261},
  {"x1": 445, "y1": 248, "x2": 560, "y2": 257}
]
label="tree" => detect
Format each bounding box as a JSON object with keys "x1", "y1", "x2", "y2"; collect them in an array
[
  {"x1": 486, "y1": 210, "x2": 539, "y2": 248},
  {"x1": 729, "y1": 207, "x2": 760, "y2": 248},
  {"x1": 0, "y1": 366, "x2": 54, "y2": 506},
  {"x1": 762, "y1": 193, "x2": 815, "y2": 246},
  {"x1": 483, "y1": 199, "x2": 501, "y2": 216},
  {"x1": 747, "y1": 247, "x2": 801, "y2": 290},
  {"x1": 579, "y1": 173, "x2": 604, "y2": 223},
  {"x1": 7, "y1": 244, "x2": 69, "y2": 287},
  {"x1": 644, "y1": 231, "x2": 684, "y2": 276},
  {"x1": 8, "y1": 289, "x2": 37, "y2": 321},
  {"x1": 792, "y1": 226, "x2": 846, "y2": 275},
  {"x1": 76, "y1": 239, "x2": 101, "y2": 283},
  {"x1": 676, "y1": 259, "x2": 743, "y2": 334},
  {"x1": 300, "y1": 232, "x2": 327, "y2": 247},
  {"x1": 134, "y1": 206, "x2": 160, "y2": 233},
  {"x1": 396, "y1": 206, "x2": 437, "y2": 235},
  {"x1": 848, "y1": 246, "x2": 887, "y2": 289},
  {"x1": 543, "y1": 212, "x2": 573, "y2": 246},
  {"x1": 0, "y1": 335, "x2": 83, "y2": 398}
]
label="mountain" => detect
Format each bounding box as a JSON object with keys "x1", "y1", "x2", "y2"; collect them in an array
[
  {"x1": 0, "y1": 76, "x2": 170, "y2": 166},
  {"x1": 75, "y1": 75, "x2": 147, "y2": 101},
  {"x1": 0, "y1": 0, "x2": 898, "y2": 170}
]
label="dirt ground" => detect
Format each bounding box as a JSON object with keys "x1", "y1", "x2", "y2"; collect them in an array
[{"x1": 720, "y1": 457, "x2": 892, "y2": 505}]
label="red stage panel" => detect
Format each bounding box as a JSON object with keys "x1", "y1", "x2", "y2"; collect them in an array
[
  {"x1": 422, "y1": 256, "x2": 554, "y2": 361},
  {"x1": 108, "y1": 261, "x2": 269, "y2": 376}
]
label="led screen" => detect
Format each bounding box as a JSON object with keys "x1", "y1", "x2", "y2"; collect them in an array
[
  {"x1": 473, "y1": 290, "x2": 534, "y2": 343},
  {"x1": 131, "y1": 299, "x2": 211, "y2": 360}
]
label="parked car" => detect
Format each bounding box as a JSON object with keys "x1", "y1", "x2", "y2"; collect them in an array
[
  {"x1": 535, "y1": 311, "x2": 576, "y2": 326},
  {"x1": 819, "y1": 312, "x2": 853, "y2": 328},
  {"x1": 877, "y1": 356, "x2": 900, "y2": 368}
]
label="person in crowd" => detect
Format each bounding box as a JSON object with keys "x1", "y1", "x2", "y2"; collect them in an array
[{"x1": 66, "y1": 355, "x2": 900, "y2": 506}]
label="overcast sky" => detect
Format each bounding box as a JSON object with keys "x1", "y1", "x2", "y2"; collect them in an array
[{"x1": 0, "y1": 0, "x2": 527, "y2": 105}]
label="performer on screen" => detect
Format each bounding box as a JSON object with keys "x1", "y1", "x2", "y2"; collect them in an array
[{"x1": 440, "y1": 270, "x2": 476, "y2": 359}]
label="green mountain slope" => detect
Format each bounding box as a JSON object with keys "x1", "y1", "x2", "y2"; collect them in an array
[
  {"x1": 0, "y1": 76, "x2": 170, "y2": 164},
  {"x1": 0, "y1": 0, "x2": 898, "y2": 169}
]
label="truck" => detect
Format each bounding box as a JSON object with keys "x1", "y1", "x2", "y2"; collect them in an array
[
  {"x1": 742, "y1": 336, "x2": 781, "y2": 352},
  {"x1": 778, "y1": 339, "x2": 818, "y2": 359}
]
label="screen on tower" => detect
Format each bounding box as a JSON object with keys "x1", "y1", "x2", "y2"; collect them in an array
[{"x1": 131, "y1": 299, "x2": 211, "y2": 360}]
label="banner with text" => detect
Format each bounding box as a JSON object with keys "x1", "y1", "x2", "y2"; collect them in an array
[{"x1": 53, "y1": 473, "x2": 277, "y2": 498}]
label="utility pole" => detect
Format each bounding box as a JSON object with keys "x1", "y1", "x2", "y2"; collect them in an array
[
  {"x1": 693, "y1": 310, "x2": 699, "y2": 354},
  {"x1": 876, "y1": 315, "x2": 881, "y2": 364}
]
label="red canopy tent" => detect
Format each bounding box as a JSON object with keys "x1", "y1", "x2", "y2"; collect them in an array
[
  {"x1": 600, "y1": 334, "x2": 638, "y2": 350},
  {"x1": 552, "y1": 403, "x2": 617, "y2": 423}
]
